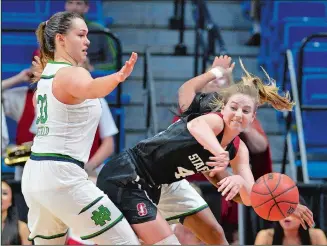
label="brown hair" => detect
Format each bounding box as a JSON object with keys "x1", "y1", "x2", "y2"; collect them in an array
[
  {"x1": 211, "y1": 59, "x2": 295, "y2": 111},
  {"x1": 32, "y1": 11, "x2": 83, "y2": 82}
]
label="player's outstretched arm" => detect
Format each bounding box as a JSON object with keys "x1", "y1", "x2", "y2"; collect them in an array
[
  {"x1": 55, "y1": 52, "x2": 137, "y2": 100},
  {"x1": 178, "y1": 55, "x2": 234, "y2": 112},
  {"x1": 178, "y1": 70, "x2": 217, "y2": 112}
]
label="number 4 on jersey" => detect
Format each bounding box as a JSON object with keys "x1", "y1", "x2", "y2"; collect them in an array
[{"x1": 175, "y1": 166, "x2": 195, "y2": 179}]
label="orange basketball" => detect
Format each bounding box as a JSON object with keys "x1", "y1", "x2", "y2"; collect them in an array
[{"x1": 250, "y1": 173, "x2": 299, "y2": 221}]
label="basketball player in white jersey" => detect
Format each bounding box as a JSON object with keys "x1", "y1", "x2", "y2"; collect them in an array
[{"x1": 21, "y1": 11, "x2": 140, "y2": 245}]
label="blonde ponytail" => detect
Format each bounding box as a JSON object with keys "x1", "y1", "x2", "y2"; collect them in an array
[{"x1": 239, "y1": 59, "x2": 295, "y2": 111}]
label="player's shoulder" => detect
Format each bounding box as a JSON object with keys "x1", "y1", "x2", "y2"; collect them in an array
[
  {"x1": 309, "y1": 228, "x2": 327, "y2": 245},
  {"x1": 258, "y1": 228, "x2": 274, "y2": 238},
  {"x1": 255, "y1": 229, "x2": 274, "y2": 245},
  {"x1": 56, "y1": 66, "x2": 90, "y2": 79},
  {"x1": 309, "y1": 228, "x2": 326, "y2": 238},
  {"x1": 238, "y1": 138, "x2": 246, "y2": 149}
]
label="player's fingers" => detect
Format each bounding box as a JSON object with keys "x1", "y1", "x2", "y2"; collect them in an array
[
  {"x1": 211, "y1": 155, "x2": 227, "y2": 159},
  {"x1": 230, "y1": 62, "x2": 236, "y2": 70},
  {"x1": 218, "y1": 179, "x2": 230, "y2": 193},
  {"x1": 217, "y1": 177, "x2": 227, "y2": 186},
  {"x1": 206, "y1": 161, "x2": 225, "y2": 167},
  {"x1": 303, "y1": 211, "x2": 314, "y2": 228},
  {"x1": 300, "y1": 217, "x2": 307, "y2": 230},
  {"x1": 306, "y1": 207, "x2": 313, "y2": 217},
  {"x1": 221, "y1": 183, "x2": 234, "y2": 196},
  {"x1": 211, "y1": 167, "x2": 226, "y2": 174},
  {"x1": 226, "y1": 186, "x2": 239, "y2": 201},
  {"x1": 212, "y1": 56, "x2": 218, "y2": 65},
  {"x1": 218, "y1": 179, "x2": 230, "y2": 191}
]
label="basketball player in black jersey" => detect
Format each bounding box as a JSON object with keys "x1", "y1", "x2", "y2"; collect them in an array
[
  {"x1": 172, "y1": 56, "x2": 315, "y2": 244},
  {"x1": 97, "y1": 60, "x2": 314, "y2": 245}
]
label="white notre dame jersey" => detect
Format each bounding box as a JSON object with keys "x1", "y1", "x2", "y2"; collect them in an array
[{"x1": 31, "y1": 61, "x2": 102, "y2": 164}]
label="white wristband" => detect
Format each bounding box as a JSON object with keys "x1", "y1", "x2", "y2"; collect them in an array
[{"x1": 209, "y1": 67, "x2": 224, "y2": 79}]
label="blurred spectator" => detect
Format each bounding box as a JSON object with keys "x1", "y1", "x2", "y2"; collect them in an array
[
  {"x1": 65, "y1": 0, "x2": 117, "y2": 69},
  {"x1": 2, "y1": 69, "x2": 31, "y2": 91},
  {"x1": 245, "y1": 0, "x2": 261, "y2": 46},
  {"x1": 2, "y1": 53, "x2": 39, "y2": 181},
  {"x1": 1, "y1": 180, "x2": 31, "y2": 245},
  {"x1": 254, "y1": 197, "x2": 327, "y2": 245},
  {"x1": 2, "y1": 105, "x2": 9, "y2": 153}
]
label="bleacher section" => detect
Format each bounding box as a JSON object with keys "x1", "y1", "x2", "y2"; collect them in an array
[
  {"x1": 253, "y1": 0, "x2": 327, "y2": 182},
  {"x1": 2, "y1": 0, "x2": 127, "y2": 153}
]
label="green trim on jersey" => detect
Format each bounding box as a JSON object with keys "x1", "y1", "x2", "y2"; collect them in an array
[
  {"x1": 30, "y1": 152, "x2": 84, "y2": 168},
  {"x1": 28, "y1": 230, "x2": 68, "y2": 241},
  {"x1": 79, "y1": 196, "x2": 104, "y2": 215},
  {"x1": 48, "y1": 60, "x2": 73, "y2": 66},
  {"x1": 40, "y1": 74, "x2": 55, "y2": 79},
  {"x1": 165, "y1": 204, "x2": 209, "y2": 221},
  {"x1": 80, "y1": 214, "x2": 124, "y2": 240}
]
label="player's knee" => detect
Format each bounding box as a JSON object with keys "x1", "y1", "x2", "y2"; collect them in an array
[{"x1": 154, "y1": 234, "x2": 181, "y2": 245}]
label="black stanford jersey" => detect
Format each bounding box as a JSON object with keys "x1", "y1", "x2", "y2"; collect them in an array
[{"x1": 129, "y1": 112, "x2": 240, "y2": 185}]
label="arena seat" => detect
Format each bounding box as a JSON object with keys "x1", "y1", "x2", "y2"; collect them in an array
[
  {"x1": 257, "y1": 1, "x2": 327, "y2": 181},
  {"x1": 259, "y1": 1, "x2": 327, "y2": 77},
  {"x1": 270, "y1": 22, "x2": 327, "y2": 81},
  {"x1": 292, "y1": 42, "x2": 327, "y2": 74},
  {"x1": 291, "y1": 74, "x2": 327, "y2": 180}
]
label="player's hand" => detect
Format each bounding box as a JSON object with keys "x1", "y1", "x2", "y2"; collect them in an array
[
  {"x1": 211, "y1": 55, "x2": 235, "y2": 71},
  {"x1": 116, "y1": 52, "x2": 138, "y2": 82},
  {"x1": 210, "y1": 55, "x2": 234, "y2": 88},
  {"x1": 290, "y1": 204, "x2": 315, "y2": 230},
  {"x1": 206, "y1": 151, "x2": 229, "y2": 171},
  {"x1": 217, "y1": 175, "x2": 244, "y2": 201},
  {"x1": 31, "y1": 56, "x2": 43, "y2": 81}
]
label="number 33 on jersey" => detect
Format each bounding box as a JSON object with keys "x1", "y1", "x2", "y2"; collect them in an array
[{"x1": 36, "y1": 94, "x2": 49, "y2": 136}]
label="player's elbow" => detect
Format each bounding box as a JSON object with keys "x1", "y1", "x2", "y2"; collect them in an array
[{"x1": 187, "y1": 118, "x2": 203, "y2": 134}]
